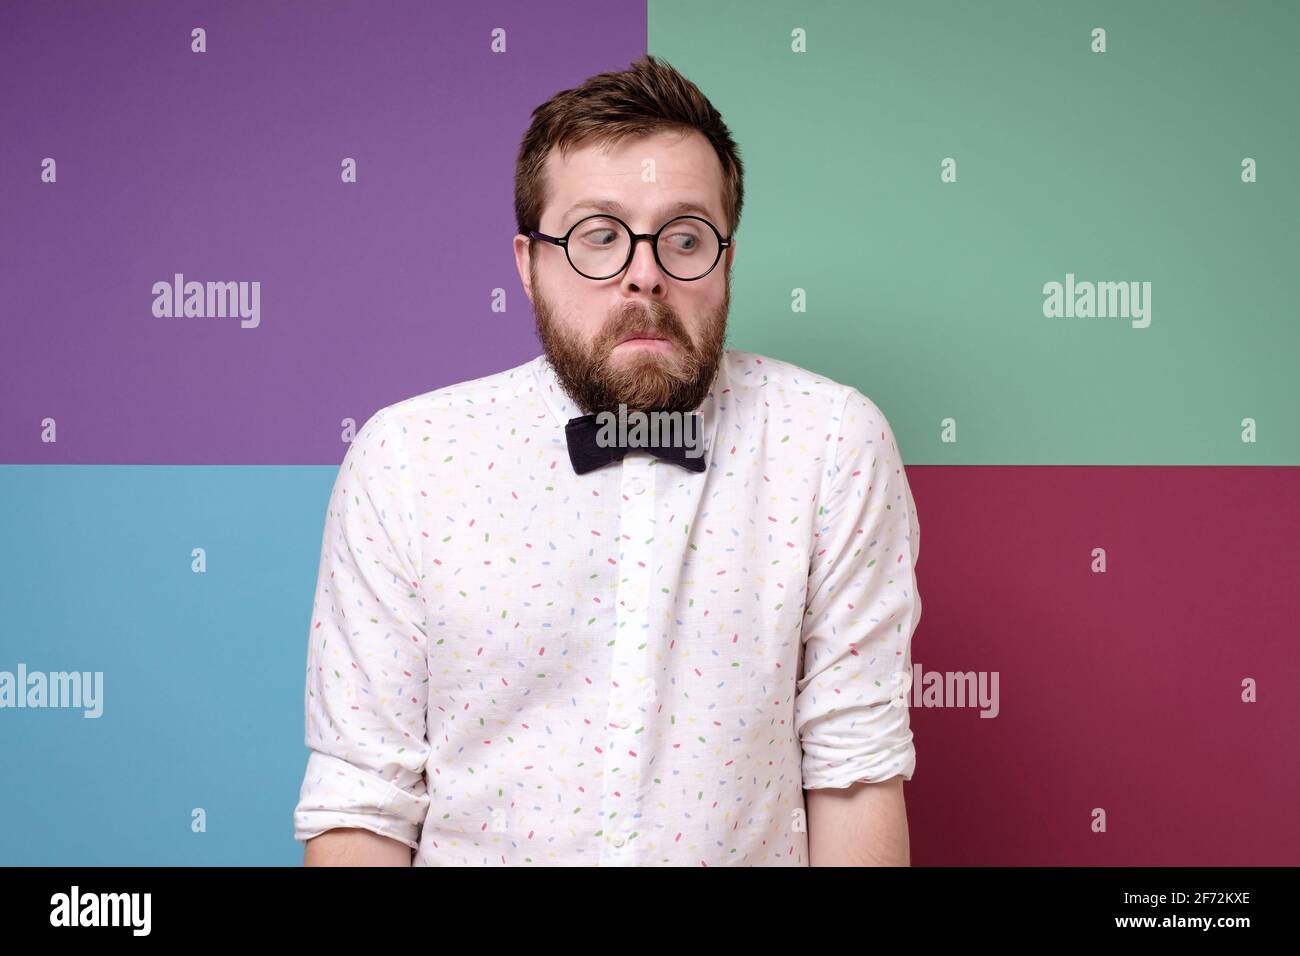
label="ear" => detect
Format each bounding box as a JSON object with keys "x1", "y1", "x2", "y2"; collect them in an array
[{"x1": 512, "y1": 233, "x2": 534, "y2": 303}]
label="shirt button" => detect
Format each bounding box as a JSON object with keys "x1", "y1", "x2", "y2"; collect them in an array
[
  {"x1": 629, "y1": 479, "x2": 646, "y2": 495},
  {"x1": 611, "y1": 834, "x2": 626, "y2": 848}
]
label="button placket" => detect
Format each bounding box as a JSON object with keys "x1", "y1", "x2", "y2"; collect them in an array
[{"x1": 598, "y1": 454, "x2": 656, "y2": 863}]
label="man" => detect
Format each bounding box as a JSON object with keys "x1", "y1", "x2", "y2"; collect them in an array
[{"x1": 294, "y1": 54, "x2": 921, "y2": 867}]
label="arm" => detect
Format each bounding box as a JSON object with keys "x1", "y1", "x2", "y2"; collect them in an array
[
  {"x1": 795, "y1": 388, "x2": 922, "y2": 863},
  {"x1": 292, "y1": 409, "x2": 433, "y2": 863},
  {"x1": 304, "y1": 827, "x2": 413, "y2": 867},
  {"x1": 805, "y1": 775, "x2": 910, "y2": 866}
]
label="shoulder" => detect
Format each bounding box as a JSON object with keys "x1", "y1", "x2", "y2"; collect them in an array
[
  {"x1": 359, "y1": 354, "x2": 544, "y2": 439},
  {"x1": 721, "y1": 348, "x2": 844, "y2": 402},
  {"x1": 722, "y1": 348, "x2": 895, "y2": 446}
]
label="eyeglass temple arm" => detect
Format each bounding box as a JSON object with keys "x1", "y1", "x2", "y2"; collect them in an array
[{"x1": 527, "y1": 230, "x2": 565, "y2": 246}]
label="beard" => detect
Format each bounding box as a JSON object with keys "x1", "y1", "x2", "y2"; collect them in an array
[{"x1": 530, "y1": 258, "x2": 730, "y2": 416}]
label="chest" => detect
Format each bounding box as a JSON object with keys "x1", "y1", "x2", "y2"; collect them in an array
[{"x1": 413, "y1": 448, "x2": 822, "y2": 717}]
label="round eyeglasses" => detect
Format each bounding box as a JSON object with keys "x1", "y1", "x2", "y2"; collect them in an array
[{"x1": 528, "y1": 213, "x2": 731, "y2": 281}]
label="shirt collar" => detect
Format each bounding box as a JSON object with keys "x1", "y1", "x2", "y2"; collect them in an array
[{"x1": 531, "y1": 350, "x2": 730, "y2": 466}]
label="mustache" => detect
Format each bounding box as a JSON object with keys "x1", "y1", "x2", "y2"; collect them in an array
[{"x1": 607, "y1": 305, "x2": 683, "y2": 344}]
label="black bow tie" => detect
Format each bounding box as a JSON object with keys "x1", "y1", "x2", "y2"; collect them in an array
[{"x1": 565, "y1": 413, "x2": 707, "y2": 475}]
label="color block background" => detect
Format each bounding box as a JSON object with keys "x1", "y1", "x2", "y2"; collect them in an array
[{"x1": 2, "y1": 0, "x2": 1296, "y2": 864}]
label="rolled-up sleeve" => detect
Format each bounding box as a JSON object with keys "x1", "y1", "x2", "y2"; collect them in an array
[
  {"x1": 292, "y1": 408, "x2": 431, "y2": 850},
  {"x1": 795, "y1": 387, "x2": 922, "y2": 789}
]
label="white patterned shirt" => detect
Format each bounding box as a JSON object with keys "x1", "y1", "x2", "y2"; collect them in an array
[{"x1": 292, "y1": 348, "x2": 922, "y2": 866}]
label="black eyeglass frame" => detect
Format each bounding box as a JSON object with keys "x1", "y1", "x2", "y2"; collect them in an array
[{"x1": 528, "y1": 213, "x2": 732, "y2": 282}]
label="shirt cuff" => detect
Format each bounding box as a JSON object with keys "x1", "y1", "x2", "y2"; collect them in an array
[
  {"x1": 293, "y1": 750, "x2": 430, "y2": 851},
  {"x1": 801, "y1": 712, "x2": 917, "y2": 790}
]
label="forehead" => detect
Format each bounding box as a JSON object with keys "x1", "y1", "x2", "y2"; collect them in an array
[{"x1": 543, "y1": 129, "x2": 726, "y2": 230}]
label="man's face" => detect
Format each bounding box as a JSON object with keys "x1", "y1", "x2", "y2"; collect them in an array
[{"x1": 513, "y1": 128, "x2": 736, "y2": 415}]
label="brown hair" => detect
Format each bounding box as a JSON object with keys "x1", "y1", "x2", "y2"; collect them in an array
[{"x1": 514, "y1": 54, "x2": 744, "y2": 241}]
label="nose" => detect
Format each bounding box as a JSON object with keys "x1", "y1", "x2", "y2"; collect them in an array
[{"x1": 620, "y1": 234, "x2": 668, "y2": 297}]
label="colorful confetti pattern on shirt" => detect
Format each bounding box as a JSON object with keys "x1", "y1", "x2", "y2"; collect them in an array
[{"x1": 293, "y1": 349, "x2": 921, "y2": 866}]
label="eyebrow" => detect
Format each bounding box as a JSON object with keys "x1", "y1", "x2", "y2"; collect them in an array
[{"x1": 561, "y1": 198, "x2": 722, "y2": 229}]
